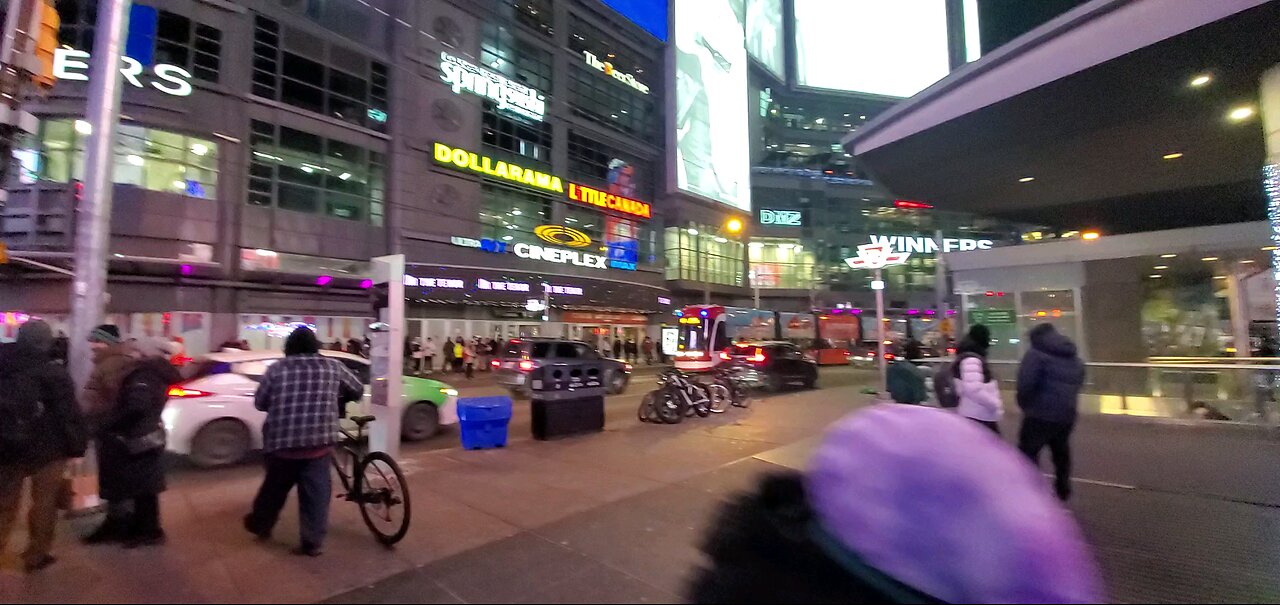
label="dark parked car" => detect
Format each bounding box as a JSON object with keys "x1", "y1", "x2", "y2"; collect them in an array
[
  {"x1": 720, "y1": 341, "x2": 818, "y2": 391},
  {"x1": 492, "y1": 338, "x2": 632, "y2": 396}
]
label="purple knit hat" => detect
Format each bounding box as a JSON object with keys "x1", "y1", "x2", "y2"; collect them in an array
[{"x1": 806, "y1": 404, "x2": 1104, "y2": 604}]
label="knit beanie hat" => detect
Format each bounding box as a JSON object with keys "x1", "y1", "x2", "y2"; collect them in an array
[
  {"x1": 805, "y1": 404, "x2": 1103, "y2": 603},
  {"x1": 89, "y1": 324, "x2": 122, "y2": 344}
]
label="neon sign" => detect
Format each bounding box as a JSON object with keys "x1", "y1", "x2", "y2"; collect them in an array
[
  {"x1": 566, "y1": 182, "x2": 651, "y2": 219},
  {"x1": 477, "y1": 279, "x2": 531, "y2": 292},
  {"x1": 439, "y1": 52, "x2": 546, "y2": 121},
  {"x1": 760, "y1": 209, "x2": 802, "y2": 226},
  {"x1": 433, "y1": 142, "x2": 563, "y2": 193},
  {"x1": 513, "y1": 243, "x2": 608, "y2": 269},
  {"x1": 534, "y1": 225, "x2": 592, "y2": 248},
  {"x1": 53, "y1": 49, "x2": 192, "y2": 96},
  {"x1": 868, "y1": 234, "x2": 994, "y2": 254},
  {"x1": 403, "y1": 275, "x2": 465, "y2": 288},
  {"x1": 582, "y1": 51, "x2": 650, "y2": 94}
]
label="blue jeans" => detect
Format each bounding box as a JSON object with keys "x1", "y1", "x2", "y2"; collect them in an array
[{"x1": 248, "y1": 453, "x2": 332, "y2": 548}]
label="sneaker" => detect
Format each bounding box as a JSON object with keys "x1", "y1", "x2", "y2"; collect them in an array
[
  {"x1": 242, "y1": 514, "x2": 270, "y2": 541},
  {"x1": 291, "y1": 544, "x2": 322, "y2": 557},
  {"x1": 123, "y1": 531, "x2": 167, "y2": 549},
  {"x1": 23, "y1": 554, "x2": 56, "y2": 573}
]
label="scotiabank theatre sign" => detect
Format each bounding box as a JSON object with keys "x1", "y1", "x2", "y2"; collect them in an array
[{"x1": 432, "y1": 142, "x2": 651, "y2": 221}]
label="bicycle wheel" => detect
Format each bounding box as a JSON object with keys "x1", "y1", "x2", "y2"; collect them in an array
[
  {"x1": 707, "y1": 383, "x2": 731, "y2": 413},
  {"x1": 655, "y1": 390, "x2": 685, "y2": 424},
  {"x1": 638, "y1": 391, "x2": 658, "y2": 422},
  {"x1": 354, "y1": 451, "x2": 411, "y2": 546}
]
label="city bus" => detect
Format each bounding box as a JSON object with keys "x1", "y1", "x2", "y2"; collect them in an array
[{"x1": 672, "y1": 305, "x2": 861, "y2": 371}]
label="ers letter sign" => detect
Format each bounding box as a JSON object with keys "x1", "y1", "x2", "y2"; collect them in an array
[{"x1": 53, "y1": 48, "x2": 192, "y2": 96}]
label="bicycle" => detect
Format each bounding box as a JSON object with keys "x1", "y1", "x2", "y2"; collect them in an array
[{"x1": 333, "y1": 414, "x2": 411, "y2": 546}]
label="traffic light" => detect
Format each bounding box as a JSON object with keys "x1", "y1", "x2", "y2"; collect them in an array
[{"x1": 30, "y1": 0, "x2": 60, "y2": 90}]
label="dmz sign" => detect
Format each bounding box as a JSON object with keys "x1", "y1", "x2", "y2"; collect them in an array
[{"x1": 759, "y1": 208, "x2": 803, "y2": 226}]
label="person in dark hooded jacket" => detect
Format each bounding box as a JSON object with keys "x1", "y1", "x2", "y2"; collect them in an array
[
  {"x1": 1016, "y1": 323, "x2": 1086, "y2": 501},
  {"x1": 0, "y1": 320, "x2": 87, "y2": 572},
  {"x1": 83, "y1": 331, "x2": 181, "y2": 547}
]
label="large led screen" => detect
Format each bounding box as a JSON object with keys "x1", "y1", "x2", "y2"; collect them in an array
[
  {"x1": 672, "y1": 0, "x2": 752, "y2": 212},
  {"x1": 794, "y1": 0, "x2": 951, "y2": 98},
  {"x1": 745, "y1": 0, "x2": 785, "y2": 80},
  {"x1": 600, "y1": 0, "x2": 668, "y2": 42}
]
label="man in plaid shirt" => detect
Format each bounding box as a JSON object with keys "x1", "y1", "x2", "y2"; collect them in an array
[{"x1": 244, "y1": 327, "x2": 363, "y2": 557}]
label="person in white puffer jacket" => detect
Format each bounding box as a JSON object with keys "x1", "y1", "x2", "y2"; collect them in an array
[{"x1": 952, "y1": 324, "x2": 1003, "y2": 434}]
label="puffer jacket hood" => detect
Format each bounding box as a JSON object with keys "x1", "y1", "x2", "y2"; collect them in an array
[{"x1": 1030, "y1": 324, "x2": 1077, "y2": 358}]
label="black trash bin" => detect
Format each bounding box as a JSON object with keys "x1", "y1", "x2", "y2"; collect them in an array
[{"x1": 529, "y1": 362, "x2": 606, "y2": 440}]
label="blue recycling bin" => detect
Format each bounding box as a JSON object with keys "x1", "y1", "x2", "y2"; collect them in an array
[{"x1": 457, "y1": 396, "x2": 513, "y2": 450}]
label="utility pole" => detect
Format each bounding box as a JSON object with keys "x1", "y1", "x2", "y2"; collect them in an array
[{"x1": 67, "y1": 0, "x2": 130, "y2": 388}]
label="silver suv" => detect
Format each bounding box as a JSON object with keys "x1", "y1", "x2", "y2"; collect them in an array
[{"x1": 491, "y1": 338, "x2": 632, "y2": 396}]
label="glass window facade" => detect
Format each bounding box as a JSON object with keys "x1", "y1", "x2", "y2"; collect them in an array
[
  {"x1": 665, "y1": 225, "x2": 745, "y2": 286},
  {"x1": 566, "y1": 16, "x2": 658, "y2": 142},
  {"x1": 56, "y1": 1, "x2": 222, "y2": 83},
  {"x1": 749, "y1": 238, "x2": 816, "y2": 289},
  {"x1": 481, "y1": 22, "x2": 553, "y2": 92},
  {"x1": 17, "y1": 119, "x2": 218, "y2": 199},
  {"x1": 566, "y1": 130, "x2": 653, "y2": 202},
  {"x1": 252, "y1": 16, "x2": 388, "y2": 131},
  {"x1": 248, "y1": 120, "x2": 385, "y2": 224},
  {"x1": 479, "y1": 183, "x2": 553, "y2": 242},
  {"x1": 498, "y1": 0, "x2": 554, "y2": 37},
  {"x1": 483, "y1": 103, "x2": 553, "y2": 165}
]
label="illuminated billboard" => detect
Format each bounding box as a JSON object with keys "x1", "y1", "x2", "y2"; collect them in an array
[
  {"x1": 745, "y1": 0, "x2": 784, "y2": 80},
  {"x1": 793, "y1": 0, "x2": 954, "y2": 98},
  {"x1": 671, "y1": 0, "x2": 752, "y2": 212}
]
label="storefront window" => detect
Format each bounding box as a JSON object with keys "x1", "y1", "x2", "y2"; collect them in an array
[
  {"x1": 481, "y1": 22, "x2": 553, "y2": 92},
  {"x1": 57, "y1": 1, "x2": 222, "y2": 83},
  {"x1": 566, "y1": 130, "x2": 653, "y2": 202},
  {"x1": 248, "y1": 121, "x2": 385, "y2": 223},
  {"x1": 749, "y1": 239, "x2": 815, "y2": 289},
  {"x1": 17, "y1": 119, "x2": 218, "y2": 199},
  {"x1": 665, "y1": 225, "x2": 744, "y2": 286}
]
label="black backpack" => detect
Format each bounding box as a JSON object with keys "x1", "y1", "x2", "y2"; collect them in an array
[
  {"x1": 0, "y1": 367, "x2": 44, "y2": 459},
  {"x1": 933, "y1": 359, "x2": 961, "y2": 408}
]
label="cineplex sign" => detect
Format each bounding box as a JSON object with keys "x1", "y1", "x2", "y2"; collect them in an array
[{"x1": 432, "y1": 142, "x2": 652, "y2": 220}]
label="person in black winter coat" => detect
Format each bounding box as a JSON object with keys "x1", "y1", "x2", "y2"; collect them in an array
[
  {"x1": 0, "y1": 320, "x2": 88, "y2": 572},
  {"x1": 83, "y1": 334, "x2": 181, "y2": 547},
  {"x1": 1016, "y1": 323, "x2": 1086, "y2": 501}
]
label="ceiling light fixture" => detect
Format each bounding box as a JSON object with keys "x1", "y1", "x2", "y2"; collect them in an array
[
  {"x1": 1201, "y1": 256, "x2": 1219, "y2": 262},
  {"x1": 1189, "y1": 74, "x2": 1212, "y2": 87},
  {"x1": 1262, "y1": 246, "x2": 1278, "y2": 252},
  {"x1": 1162, "y1": 152, "x2": 1183, "y2": 160},
  {"x1": 1227, "y1": 106, "x2": 1255, "y2": 122},
  {"x1": 1148, "y1": 274, "x2": 1162, "y2": 279},
  {"x1": 1018, "y1": 176, "x2": 1035, "y2": 183},
  {"x1": 1160, "y1": 253, "x2": 1177, "y2": 258},
  {"x1": 1153, "y1": 265, "x2": 1168, "y2": 270}
]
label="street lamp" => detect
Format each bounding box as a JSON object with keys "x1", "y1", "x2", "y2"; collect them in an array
[
  {"x1": 844, "y1": 242, "x2": 911, "y2": 394},
  {"x1": 702, "y1": 218, "x2": 745, "y2": 305}
]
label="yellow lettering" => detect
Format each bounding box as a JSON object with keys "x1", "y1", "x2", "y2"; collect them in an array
[
  {"x1": 480, "y1": 155, "x2": 492, "y2": 174},
  {"x1": 549, "y1": 177, "x2": 563, "y2": 193},
  {"x1": 467, "y1": 152, "x2": 480, "y2": 171},
  {"x1": 509, "y1": 165, "x2": 523, "y2": 182},
  {"x1": 434, "y1": 142, "x2": 452, "y2": 162},
  {"x1": 452, "y1": 149, "x2": 468, "y2": 168},
  {"x1": 534, "y1": 173, "x2": 551, "y2": 189},
  {"x1": 494, "y1": 161, "x2": 508, "y2": 178},
  {"x1": 522, "y1": 169, "x2": 536, "y2": 186}
]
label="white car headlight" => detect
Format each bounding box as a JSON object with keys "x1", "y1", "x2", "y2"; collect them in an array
[
  {"x1": 161, "y1": 406, "x2": 178, "y2": 432},
  {"x1": 441, "y1": 388, "x2": 459, "y2": 397}
]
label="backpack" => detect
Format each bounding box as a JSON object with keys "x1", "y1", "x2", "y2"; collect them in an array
[
  {"x1": 933, "y1": 359, "x2": 960, "y2": 408},
  {"x1": 0, "y1": 368, "x2": 44, "y2": 459}
]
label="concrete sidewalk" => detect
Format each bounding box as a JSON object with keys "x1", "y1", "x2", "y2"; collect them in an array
[
  {"x1": 4, "y1": 369, "x2": 1279, "y2": 603},
  {"x1": 0, "y1": 375, "x2": 867, "y2": 603}
]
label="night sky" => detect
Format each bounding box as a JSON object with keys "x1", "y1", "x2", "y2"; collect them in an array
[{"x1": 978, "y1": 0, "x2": 1090, "y2": 54}]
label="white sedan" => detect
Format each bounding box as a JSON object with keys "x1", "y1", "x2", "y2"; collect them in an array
[{"x1": 162, "y1": 350, "x2": 459, "y2": 467}]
